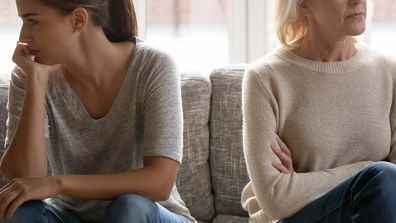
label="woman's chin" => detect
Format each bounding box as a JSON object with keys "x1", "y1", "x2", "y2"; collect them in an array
[
  {"x1": 34, "y1": 57, "x2": 56, "y2": 65},
  {"x1": 349, "y1": 24, "x2": 366, "y2": 37}
]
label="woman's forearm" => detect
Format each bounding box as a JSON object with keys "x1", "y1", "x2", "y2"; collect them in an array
[
  {"x1": 58, "y1": 157, "x2": 178, "y2": 202},
  {"x1": 0, "y1": 78, "x2": 48, "y2": 180}
]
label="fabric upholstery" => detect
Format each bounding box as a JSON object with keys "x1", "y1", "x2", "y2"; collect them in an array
[
  {"x1": 177, "y1": 73, "x2": 214, "y2": 222},
  {"x1": 209, "y1": 66, "x2": 250, "y2": 217},
  {"x1": 0, "y1": 81, "x2": 8, "y2": 153},
  {"x1": 212, "y1": 215, "x2": 249, "y2": 223},
  {"x1": 0, "y1": 81, "x2": 9, "y2": 186}
]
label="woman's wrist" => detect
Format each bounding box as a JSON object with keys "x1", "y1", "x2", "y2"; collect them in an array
[
  {"x1": 26, "y1": 72, "x2": 50, "y2": 96},
  {"x1": 51, "y1": 175, "x2": 65, "y2": 195}
]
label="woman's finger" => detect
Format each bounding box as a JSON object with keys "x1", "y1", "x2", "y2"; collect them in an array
[
  {"x1": 18, "y1": 42, "x2": 33, "y2": 59},
  {"x1": 271, "y1": 142, "x2": 294, "y2": 173},
  {"x1": 0, "y1": 184, "x2": 19, "y2": 218},
  {"x1": 272, "y1": 162, "x2": 290, "y2": 174},
  {"x1": 13, "y1": 43, "x2": 30, "y2": 65},
  {"x1": 276, "y1": 136, "x2": 294, "y2": 172},
  {"x1": 276, "y1": 135, "x2": 291, "y2": 156},
  {"x1": 6, "y1": 192, "x2": 25, "y2": 219},
  {"x1": 271, "y1": 144, "x2": 292, "y2": 165}
]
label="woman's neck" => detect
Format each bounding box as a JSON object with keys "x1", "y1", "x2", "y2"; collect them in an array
[
  {"x1": 292, "y1": 32, "x2": 358, "y2": 62},
  {"x1": 61, "y1": 30, "x2": 134, "y2": 88}
]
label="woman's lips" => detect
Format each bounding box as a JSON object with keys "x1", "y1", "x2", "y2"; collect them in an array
[
  {"x1": 346, "y1": 12, "x2": 365, "y2": 19},
  {"x1": 29, "y1": 49, "x2": 40, "y2": 55}
]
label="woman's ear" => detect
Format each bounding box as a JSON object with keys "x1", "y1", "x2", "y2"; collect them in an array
[
  {"x1": 299, "y1": 1, "x2": 312, "y2": 17},
  {"x1": 71, "y1": 7, "x2": 88, "y2": 32}
]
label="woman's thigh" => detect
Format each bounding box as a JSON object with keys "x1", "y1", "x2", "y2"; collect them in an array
[
  {"x1": 279, "y1": 162, "x2": 396, "y2": 223},
  {"x1": 103, "y1": 194, "x2": 188, "y2": 223},
  {"x1": 2, "y1": 200, "x2": 82, "y2": 223}
]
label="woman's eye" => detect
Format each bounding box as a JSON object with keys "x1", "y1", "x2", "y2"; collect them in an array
[{"x1": 27, "y1": 19, "x2": 38, "y2": 25}]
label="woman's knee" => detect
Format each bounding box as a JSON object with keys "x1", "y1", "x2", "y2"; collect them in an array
[
  {"x1": 365, "y1": 161, "x2": 396, "y2": 178},
  {"x1": 105, "y1": 194, "x2": 159, "y2": 221},
  {"x1": 354, "y1": 161, "x2": 396, "y2": 193}
]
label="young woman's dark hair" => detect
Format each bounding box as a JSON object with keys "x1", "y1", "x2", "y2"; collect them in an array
[{"x1": 39, "y1": 0, "x2": 138, "y2": 42}]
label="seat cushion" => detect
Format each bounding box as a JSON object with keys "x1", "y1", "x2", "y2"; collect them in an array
[
  {"x1": 177, "y1": 73, "x2": 214, "y2": 222},
  {"x1": 209, "y1": 66, "x2": 250, "y2": 217},
  {"x1": 212, "y1": 214, "x2": 249, "y2": 223}
]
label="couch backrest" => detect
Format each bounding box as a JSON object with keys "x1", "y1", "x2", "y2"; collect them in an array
[
  {"x1": 0, "y1": 82, "x2": 9, "y2": 186},
  {"x1": 0, "y1": 83, "x2": 8, "y2": 155},
  {"x1": 209, "y1": 66, "x2": 250, "y2": 217},
  {"x1": 177, "y1": 73, "x2": 214, "y2": 222}
]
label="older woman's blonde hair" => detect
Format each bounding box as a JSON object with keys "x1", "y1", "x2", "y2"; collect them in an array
[{"x1": 276, "y1": 0, "x2": 308, "y2": 49}]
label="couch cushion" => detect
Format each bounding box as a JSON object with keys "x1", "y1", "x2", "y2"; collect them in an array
[
  {"x1": 0, "y1": 81, "x2": 8, "y2": 152},
  {"x1": 209, "y1": 66, "x2": 250, "y2": 217},
  {"x1": 177, "y1": 73, "x2": 214, "y2": 222},
  {"x1": 0, "y1": 81, "x2": 9, "y2": 186},
  {"x1": 212, "y1": 215, "x2": 249, "y2": 223}
]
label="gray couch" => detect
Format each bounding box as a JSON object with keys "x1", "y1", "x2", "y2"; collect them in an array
[{"x1": 0, "y1": 66, "x2": 250, "y2": 223}]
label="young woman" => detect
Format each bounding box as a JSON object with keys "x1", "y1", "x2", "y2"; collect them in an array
[
  {"x1": 241, "y1": 0, "x2": 396, "y2": 222},
  {"x1": 0, "y1": 0, "x2": 195, "y2": 222}
]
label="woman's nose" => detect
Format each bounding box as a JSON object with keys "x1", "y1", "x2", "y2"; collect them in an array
[
  {"x1": 18, "y1": 24, "x2": 32, "y2": 43},
  {"x1": 350, "y1": 0, "x2": 363, "y2": 5}
]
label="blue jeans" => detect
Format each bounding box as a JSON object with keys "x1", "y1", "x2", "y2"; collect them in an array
[
  {"x1": 3, "y1": 194, "x2": 188, "y2": 223},
  {"x1": 279, "y1": 161, "x2": 396, "y2": 223}
]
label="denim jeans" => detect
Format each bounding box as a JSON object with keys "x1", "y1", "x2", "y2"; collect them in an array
[
  {"x1": 279, "y1": 161, "x2": 396, "y2": 223},
  {"x1": 2, "y1": 194, "x2": 188, "y2": 223}
]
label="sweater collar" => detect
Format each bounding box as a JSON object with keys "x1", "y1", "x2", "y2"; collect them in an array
[{"x1": 276, "y1": 44, "x2": 368, "y2": 74}]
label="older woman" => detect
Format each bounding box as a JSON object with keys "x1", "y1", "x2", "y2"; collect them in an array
[{"x1": 241, "y1": 0, "x2": 396, "y2": 222}]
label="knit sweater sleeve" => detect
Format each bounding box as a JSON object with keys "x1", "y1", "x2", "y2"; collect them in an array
[{"x1": 241, "y1": 68, "x2": 372, "y2": 220}]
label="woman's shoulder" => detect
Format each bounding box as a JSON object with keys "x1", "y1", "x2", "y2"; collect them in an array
[
  {"x1": 10, "y1": 66, "x2": 26, "y2": 81},
  {"x1": 246, "y1": 48, "x2": 288, "y2": 79},
  {"x1": 134, "y1": 41, "x2": 175, "y2": 64},
  {"x1": 358, "y1": 43, "x2": 396, "y2": 66}
]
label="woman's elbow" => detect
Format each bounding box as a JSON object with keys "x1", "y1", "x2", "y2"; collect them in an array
[
  {"x1": 143, "y1": 157, "x2": 178, "y2": 201},
  {"x1": 151, "y1": 178, "x2": 174, "y2": 201},
  {"x1": 0, "y1": 159, "x2": 46, "y2": 180},
  {"x1": 0, "y1": 159, "x2": 13, "y2": 181},
  {"x1": 259, "y1": 196, "x2": 300, "y2": 220}
]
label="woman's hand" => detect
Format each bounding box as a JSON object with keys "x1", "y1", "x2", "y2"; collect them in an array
[
  {"x1": 0, "y1": 177, "x2": 61, "y2": 219},
  {"x1": 12, "y1": 42, "x2": 55, "y2": 88},
  {"x1": 271, "y1": 135, "x2": 295, "y2": 174}
]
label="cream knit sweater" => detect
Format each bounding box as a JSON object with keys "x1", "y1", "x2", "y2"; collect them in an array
[{"x1": 241, "y1": 44, "x2": 396, "y2": 223}]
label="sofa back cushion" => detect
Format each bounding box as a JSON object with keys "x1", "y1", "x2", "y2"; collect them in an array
[
  {"x1": 0, "y1": 82, "x2": 8, "y2": 154},
  {"x1": 0, "y1": 82, "x2": 9, "y2": 186},
  {"x1": 177, "y1": 74, "x2": 214, "y2": 222},
  {"x1": 209, "y1": 66, "x2": 250, "y2": 217}
]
